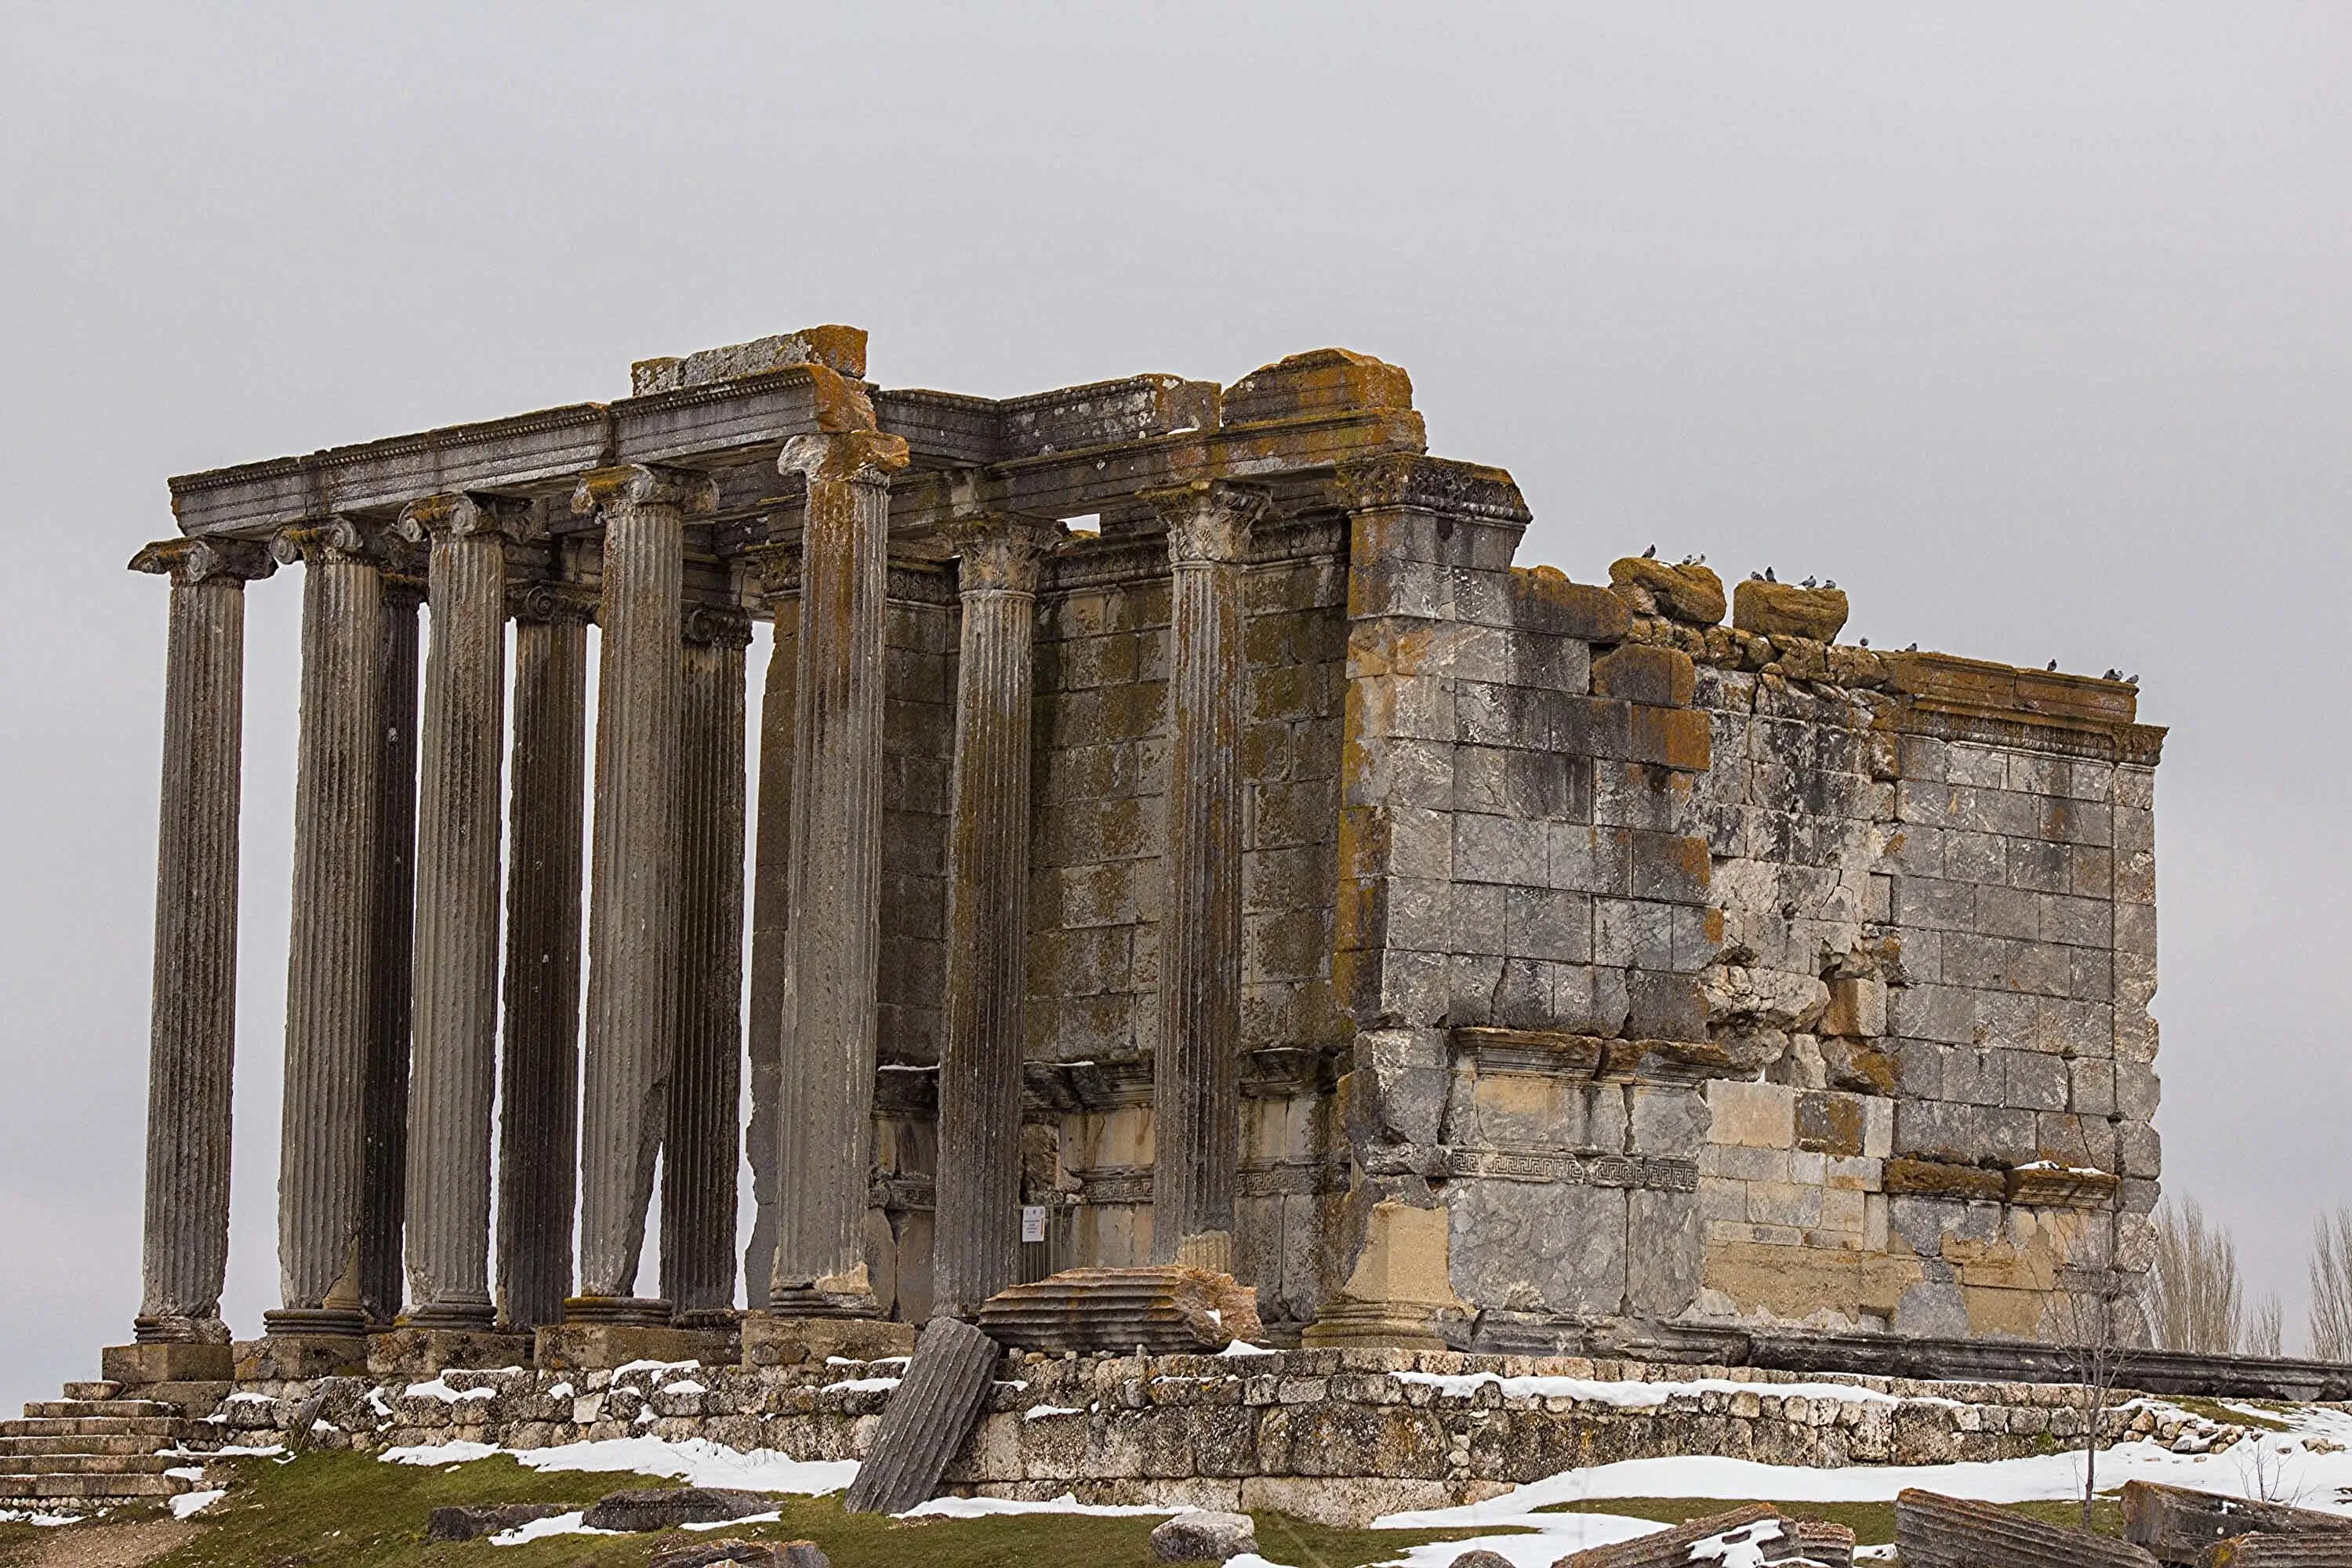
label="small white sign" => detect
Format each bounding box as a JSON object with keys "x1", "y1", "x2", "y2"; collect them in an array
[{"x1": 1020, "y1": 1205, "x2": 1048, "y2": 1243}]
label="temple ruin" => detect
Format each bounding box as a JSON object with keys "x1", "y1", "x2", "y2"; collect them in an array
[{"x1": 108, "y1": 326, "x2": 2162, "y2": 1390}]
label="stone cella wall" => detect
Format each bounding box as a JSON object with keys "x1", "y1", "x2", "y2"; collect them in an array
[{"x1": 183, "y1": 1345, "x2": 2245, "y2": 1527}]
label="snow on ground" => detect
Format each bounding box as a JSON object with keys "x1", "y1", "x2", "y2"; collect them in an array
[
  {"x1": 168, "y1": 1489, "x2": 226, "y2": 1518},
  {"x1": 1392, "y1": 1370, "x2": 1933, "y2": 1410},
  {"x1": 488, "y1": 1510, "x2": 617, "y2": 1545},
  {"x1": 902, "y1": 1494, "x2": 1182, "y2": 1519},
  {"x1": 378, "y1": 1433, "x2": 858, "y2": 1494}
]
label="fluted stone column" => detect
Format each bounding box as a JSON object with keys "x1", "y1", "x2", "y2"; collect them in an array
[
  {"x1": 932, "y1": 517, "x2": 1058, "y2": 1319},
  {"x1": 496, "y1": 583, "x2": 593, "y2": 1330},
  {"x1": 267, "y1": 520, "x2": 386, "y2": 1337},
  {"x1": 570, "y1": 464, "x2": 714, "y2": 1322},
  {"x1": 742, "y1": 545, "x2": 798, "y2": 1303},
  {"x1": 128, "y1": 537, "x2": 274, "y2": 1345},
  {"x1": 1147, "y1": 481, "x2": 1266, "y2": 1272},
  {"x1": 770, "y1": 429, "x2": 910, "y2": 1315},
  {"x1": 359, "y1": 556, "x2": 423, "y2": 1328},
  {"x1": 663, "y1": 601, "x2": 751, "y2": 1324},
  {"x1": 399, "y1": 494, "x2": 525, "y2": 1327}
]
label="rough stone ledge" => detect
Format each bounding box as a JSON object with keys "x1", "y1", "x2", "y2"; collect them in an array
[{"x1": 158, "y1": 1346, "x2": 2314, "y2": 1526}]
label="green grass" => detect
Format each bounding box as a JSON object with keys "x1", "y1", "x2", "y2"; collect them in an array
[
  {"x1": 2165, "y1": 1396, "x2": 2294, "y2": 1432},
  {"x1": 89, "y1": 1452, "x2": 1502, "y2": 1568}
]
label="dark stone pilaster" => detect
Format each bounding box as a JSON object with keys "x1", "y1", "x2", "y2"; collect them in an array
[
  {"x1": 662, "y1": 602, "x2": 750, "y2": 1323},
  {"x1": 267, "y1": 521, "x2": 386, "y2": 1336},
  {"x1": 931, "y1": 517, "x2": 1058, "y2": 1319},
  {"x1": 1146, "y1": 481, "x2": 1266, "y2": 1272},
  {"x1": 358, "y1": 557, "x2": 423, "y2": 1329},
  {"x1": 770, "y1": 430, "x2": 910, "y2": 1314},
  {"x1": 496, "y1": 583, "x2": 593, "y2": 1329},
  {"x1": 742, "y1": 546, "x2": 797, "y2": 1305},
  {"x1": 127, "y1": 537, "x2": 274, "y2": 1344},
  {"x1": 570, "y1": 465, "x2": 713, "y2": 1323}
]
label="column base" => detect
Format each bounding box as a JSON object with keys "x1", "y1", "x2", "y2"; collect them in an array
[
  {"x1": 739, "y1": 1312, "x2": 916, "y2": 1370},
  {"x1": 767, "y1": 1284, "x2": 883, "y2": 1320},
  {"x1": 234, "y1": 1334, "x2": 370, "y2": 1381},
  {"x1": 400, "y1": 1298, "x2": 498, "y2": 1331},
  {"x1": 132, "y1": 1313, "x2": 230, "y2": 1346},
  {"x1": 561, "y1": 1294, "x2": 673, "y2": 1327},
  {"x1": 366, "y1": 1327, "x2": 535, "y2": 1378},
  {"x1": 534, "y1": 1322, "x2": 736, "y2": 1372},
  {"x1": 102, "y1": 1341, "x2": 234, "y2": 1386}
]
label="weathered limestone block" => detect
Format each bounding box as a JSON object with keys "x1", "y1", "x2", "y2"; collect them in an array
[
  {"x1": 580, "y1": 1486, "x2": 778, "y2": 1531},
  {"x1": 979, "y1": 1267, "x2": 1263, "y2": 1353},
  {"x1": 1896, "y1": 1489, "x2": 2158, "y2": 1567},
  {"x1": 1733, "y1": 580, "x2": 1849, "y2": 642},
  {"x1": 1512, "y1": 564, "x2": 1633, "y2": 643},
  {"x1": 1592, "y1": 643, "x2": 1697, "y2": 707},
  {"x1": 426, "y1": 1503, "x2": 572, "y2": 1541},
  {"x1": 1223, "y1": 347, "x2": 1413, "y2": 424},
  {"x1": 1150, "y1": 1510, "x2": 1258, "y2": 1563},
  {"x1": 1555, "y1": 1504, "x2": 1789, "y2": 1566},
  {"x1": 630, "y1": 324, "x2": 867, "y2": 394},
  {"x1": 1608, "y1": 557, "x2": 1727, "y2": 626}
]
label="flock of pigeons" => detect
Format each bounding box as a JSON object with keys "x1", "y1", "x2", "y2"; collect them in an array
[{"x1": 1634, "y1": 545, "x2": 2136, "y2": 683}]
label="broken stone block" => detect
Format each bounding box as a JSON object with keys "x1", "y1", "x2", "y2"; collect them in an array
[
  {"x1": 841, "y1": 1316, "x2": 1004, "y2": 1515},
  {"x1": 1591, "y1": 644, "x2": 1698, "y2": 707},
  {"x1": 1896, "y1": 1489, "x2": 2158, "y2": 1567},
  {"x1": 630, "y1": 325, "x2": 868, "y2": 394},
  {"x1": 1222, "y1": 347, "x2": 1413, "y2": 424},
  {"x1": 2121, "y1": 1479, "x2": 2352, "y2": 1562},
  {"x1": 1608, "y1": 557, "x2": 1727, "y2": 626},
  {"x1": 978, "y1": 1266, "x2": 1264, "y2": 1352},
  {"x1": 1513, "y1": 564, "x2": 1635, "y2": 642},
  {"x1": 1554, "y1": 1504, "x2": 1806, "y2": 1566},
  {"x1": 425, "y1": 1502, "x2": 576, "y2": 1541},
  {"x1": 1150, "y1": 1508, "x2": 1259, "y2": 1563},
  {"x1": 1732, "y1": 579, "x2": 1849, "y2": 642},
  {"x1": 579, "y1": 1487, "x2": 779, "y2": 1533}
]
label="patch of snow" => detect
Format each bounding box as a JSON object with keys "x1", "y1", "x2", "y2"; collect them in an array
[
  {"x1": 505, "y1": 1435, "x2": 858, "y2": 1495},
  {"x1": 164, "y1": 1466, "x2": 205, "y2": 1482},
  {"x1": 1689, "y1": 1518, "x2": 1784, "y2": 1566},
  {"x1": 544, "y1": 1381, "x2": 574, "y2": 1399},
  {"x1": 611, "y1": 1358, "x2": 701, "y2": 1379},
  {"x1": 383, "y1": 1439, "x2": 500, "y2": 1466},
  {"x1": 223, "y1": 1391, "x2": 274, "y2": 1404},
  {"x1": 0, "y1": 1509, "x2": 85, "y2": 1526},
  {"x1": 1378, "y1": 1515, "x2": 1664, "y2": 1566},
  {"x1": 826, "y1": 1355, "x2": 910, "y2": 1367},
  {"x1": 404, "y1": 1377, "x2": 494, "y2": 1403},
  {"x1": 365, "y1": 1388, "x2": 394, "y2": 1419},
  {"x1": 823, "y1": 1376, "x2": 903, "y2": 1393},
  {"x1": 1023, "y1": 1405, "x2": 1086, "y2": 1421},
  {"x1": 682, "y1": 1510, "x2": 781, "y2": 1530},
  {"x1": 169, "y1": 1489, "x2": 226, "y2": 1518},
  {"x1": 1218, "y1": 1340, "x2": 1279, "y2": 1357},
  {"x1": 659, "y1": 1379, "x2": 707, "y2": 1395},
  {"x1": 488, "y1": 1509, "x2": 622, "y2": 1544},
  {"x1": 900, "y1": 1493, "x2": 1183, "y2": 1519}
]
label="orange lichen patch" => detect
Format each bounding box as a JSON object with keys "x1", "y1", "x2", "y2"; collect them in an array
[
  {"x1": 1223, "y1": 347, "x2": 1414, "y2": 426},
  {"x1": 1509, "y1": 564, "x2": 1632, "y2": 643},
  {"x1": 1732, "y1": 580, "x2": 1848, "y2": 642},
  {"x1": 1881, "y1": 1158, "x2": 2005, "y2": 1202},
  {"x1": 1609, "y1": 557, "x2": 1726, "y2": 626}
]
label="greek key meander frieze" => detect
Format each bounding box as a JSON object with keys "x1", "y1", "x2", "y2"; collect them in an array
[{"x1": 1445, "y1": 1146, "x2": 1700, "y2": 1191}]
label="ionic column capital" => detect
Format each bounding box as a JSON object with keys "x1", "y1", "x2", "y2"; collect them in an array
[
  {"x1": 270, "y1": 517, "x2": 382, "y2": 568},
  {"x1": 507, "y1": 579, "x2": 600, "y2": 626},
  {"x1": 779, "y1": 430, "x2": 911, "y2": 490},
  {"x1": 683, "y1": 602, "x2": 754, "y2": 648},
  {"x1": 571, "y1": 463, "x2": 719, "y2": 520},
  {"x1": 945, "y1": 516, "x2": 1063, "y2": 597},
  {"x1": 1145, "y1": 480, "x2": 1272, "y2": 566},
  {"x1": 129, "y1": 536, "x2": 277, "y2": 586},
  {"x1": 397, "y1": 491, "x2": 538, "y2": 545}
]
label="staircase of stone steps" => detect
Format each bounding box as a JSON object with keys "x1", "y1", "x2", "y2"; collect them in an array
[{"x1": 0, "y1": 1381, "x2": 212, "y2": 1508}]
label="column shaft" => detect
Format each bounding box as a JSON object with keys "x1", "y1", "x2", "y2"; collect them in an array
[
  {"x1": 496, "y1": 590, "x2": 590, "y2": 1329},
  {"x1": 130, "y1": 539, "x2": 270, "y2": 1341},
  {"x1": 572, "y1": 465, "x2": 709, "y2": 1319},
  {"x1": 401, "y1": 498, "x2": 514, "y2": 1326},
  {"x1": 359, "y1": 569, "x2": 422, "y2": 1327},
  {"x1": 932, "y1": 521, "x2": 1054, "y2": 1319},
  {"x1": 742, "y1": 558, "x2": 797, "y2": 1302},
  {"x1": 771, "y1": 430, "x2": 909, "y2": 1313},
  {"x1": 270, "y1": 523, "x2": 385, "y2": 1334},
  {"x1": 1149, "y1": 485, "x2": 1261, "y2": 1271},
  {"x1": 663, "y1": 605, "x2": 750, "y2": 1323}
]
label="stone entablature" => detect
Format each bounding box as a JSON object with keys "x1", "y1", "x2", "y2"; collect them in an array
[{"x1": 114, "y1": 326, "x2": 2161, "y2": 1392}]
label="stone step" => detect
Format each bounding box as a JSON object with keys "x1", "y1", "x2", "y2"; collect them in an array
[
  {"x1": 0, "y1": 1472, "x2": 188, "y2": 1500},
  {"x1": 23, "y1": 1399, "x2": 183, "y2": 1421},
  {"x1": 0, "y1": 1434, "x2": 167, "y2": 1456},
  {"x1": 60, "y1": 1382, "x2": 122, "y2": 1402},
  {"x1": 0, "y1": 1454, "x2": 182, "y2": 1476},
  {"x1": 0, "y1": 1417, "x2": 190, "y2": 1439}
]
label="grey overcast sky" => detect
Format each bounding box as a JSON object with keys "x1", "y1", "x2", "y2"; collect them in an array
[{"x1": 1, "y1": 3, "x2": 2345, "y2": 1414}]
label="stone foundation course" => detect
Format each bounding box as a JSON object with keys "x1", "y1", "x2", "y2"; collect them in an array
[{"x1": 176, "y1": 1346, "x2": 2262, "y2": 1526}]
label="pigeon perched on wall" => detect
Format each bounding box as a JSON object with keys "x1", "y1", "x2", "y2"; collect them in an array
[
  {"x1": 1802, "y1": 575, "x2": 1817, "y2": 589},
  {"x1": 1822, "y1": 579, "x2": 1836, "y2": 589},
  {"x1": 1904, "y1": 642, "x2": 1918, "y2": 652},
  {"x1": 1764, "y1": 567, "x2": 1777, "y2": 583},
  {"x1": 2103, "y1": 668, "x2": 2122, "y2": 681},
  {"x1": 1642, "y1": 544, "x2": 1657, "y2": 558},
  {"x1": 2046, "y1": 660, "x2": 2058, "y2": 671}
]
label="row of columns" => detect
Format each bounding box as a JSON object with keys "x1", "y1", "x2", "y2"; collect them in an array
[{"x1": 129, "y1": 450, "x2": 1266, "y2": 1343}]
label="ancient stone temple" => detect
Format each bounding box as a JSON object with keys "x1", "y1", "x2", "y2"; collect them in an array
[{"x1": 111, "y1": 327, "x2": 2161, "y2": 1386}]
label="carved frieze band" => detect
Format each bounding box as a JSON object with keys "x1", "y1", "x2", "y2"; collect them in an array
[{"x1": 1445, "y1": 1145, "x2": 1700, "y2": 1192}]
